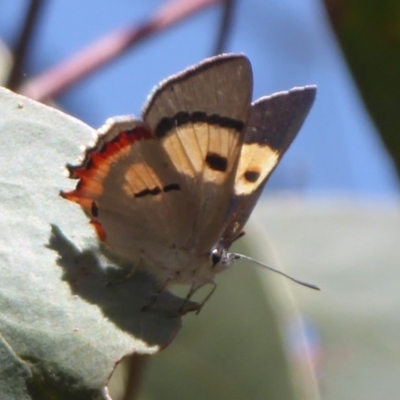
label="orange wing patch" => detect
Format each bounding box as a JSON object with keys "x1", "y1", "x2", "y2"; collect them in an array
[
  {"x1": 234, "y1": 143, "x2": 279, "y2": 195},
  {"x1": 61, "y1": 124, "x2": 153, "y2": 216}
]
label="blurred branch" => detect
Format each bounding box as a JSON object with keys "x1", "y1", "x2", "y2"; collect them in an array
[
  {"x1": 323, "y1": 0, "x2": 400, "y2": 178},
  {"x1": 6, "y1": 0, "x2": 46, "y2": 90},
  {"x1": 18, "y1": 0, "x2": 223, "y2": 101},
  {"x1": 212, "y1": 0, "x2": 235, "y2": 55}
]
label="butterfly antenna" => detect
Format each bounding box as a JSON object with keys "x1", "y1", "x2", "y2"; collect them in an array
[{"x1": 232, "y1": 253, "x2": 320, "y2": 291}]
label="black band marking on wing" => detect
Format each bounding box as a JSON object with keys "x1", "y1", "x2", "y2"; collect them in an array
[
  {"x1": 135, "y1": 183, "x2": 181, "y2": 198},
  {"x1": 163, "y1": 183, "x2": 181, "y2": 192},
  {"x1": 155, "y1": 111, "x2": 244, "y2": 138}
]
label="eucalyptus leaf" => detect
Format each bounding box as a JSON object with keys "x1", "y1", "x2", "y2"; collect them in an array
[{"x1": 0, "y1": 87, "x2": 195, "y2": 399}]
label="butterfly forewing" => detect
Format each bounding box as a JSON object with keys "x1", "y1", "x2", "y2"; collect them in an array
[
  {"x1": 142, "y1": 54, "x2": 253, "y2": 253},
  {"x1": 220, "y1": 86, "x2": 317, "y2": 247}
]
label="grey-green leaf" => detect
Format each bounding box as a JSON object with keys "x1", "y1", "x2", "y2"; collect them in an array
[{"x1": 0, "y1": 87, "x2": 194, "y2": 399}]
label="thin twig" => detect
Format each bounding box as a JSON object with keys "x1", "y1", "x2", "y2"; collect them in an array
[
  {"x1": 6, "y1": 0, "x2": 46, "y2": 89},
  {"x1": 212, "y1": 0, "x2": 235, "y2": 55},
  {"x1": 19, "y1": 0, "x2": 223, "y2": 101}
]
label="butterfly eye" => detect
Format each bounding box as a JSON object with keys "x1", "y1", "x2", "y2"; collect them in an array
[{"x1": 211, "y1": 249, "x2": 222, "y2": 266}]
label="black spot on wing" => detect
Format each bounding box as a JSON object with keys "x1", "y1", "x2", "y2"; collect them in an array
[
  {"x1": 155, "y1": 111, "x2": 244, "y2": 138},
  {"x1": 134, "y1": 183, "x2": 181, "y2": 198},
  {"x1": 205, "y1": 152, "x2": 228, "y2": 172},
  {"x1": 85, "y1": 158, "x2": 94, "y2": 170},
  {"x1": 244, "y1": 170, "x2": 260, "y2": 183},
  {"x1": 91, "y1": 201, "x2": 99, "y2": 217}
]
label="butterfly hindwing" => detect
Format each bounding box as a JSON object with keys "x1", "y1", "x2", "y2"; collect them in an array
[
  {"x1": 61, "y1": 117, "x2": 181, "y2": 262},
  {"x1": 220, "y1": 86, "x2": 317, "y2": 247}
]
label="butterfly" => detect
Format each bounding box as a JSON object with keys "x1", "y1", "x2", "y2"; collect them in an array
[{"x1": 61, "y1": 54, "x2": 317, "y2": 310}]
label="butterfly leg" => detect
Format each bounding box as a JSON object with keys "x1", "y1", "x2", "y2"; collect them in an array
[
  {"x1": 196, "y1": 281, "x2": 217, "y2": 315},
  {"x1": 106, "y1": 257, "x2": 141, "y2": 286},
  {"x1": 179, "y1": 281, "x2": 217, "y2": 315},
  {"x1": 124, "y1": 261, "x2": 140, "y2": 280},
  {"x1": 233, "y1": 230, "x2": 245, "y2": 242},
  {"x1": 178, "y1": 282, "x2": 197, "y2": 314}
]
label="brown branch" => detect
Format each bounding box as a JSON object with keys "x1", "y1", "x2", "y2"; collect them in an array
[
  {"x1": 18, "y1": 0, "x2": 222, "y2": 101},
  {"x1": 212, "y1": 0, "x2": 235, "y2": 55},
  {"x1": 6, "y1": 0, "x2": 46, "y2": 89}
]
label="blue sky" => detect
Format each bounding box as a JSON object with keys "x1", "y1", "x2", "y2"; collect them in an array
[{"x1": 1, "y1": 0, "x2": 398, "y2": 199}]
